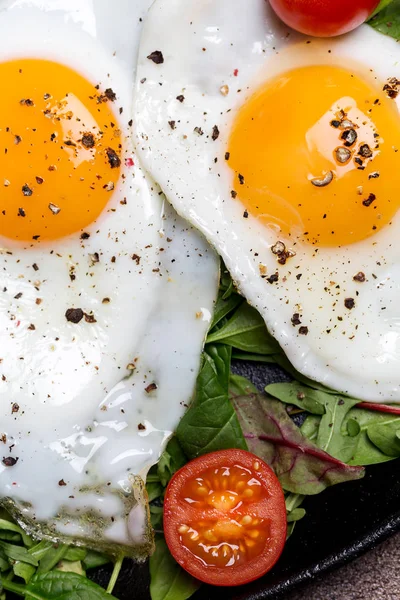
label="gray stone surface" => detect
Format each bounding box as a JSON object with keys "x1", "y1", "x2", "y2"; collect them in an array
[{"x1": 283, "y1": 533, "x2": 400, "y2": 600}]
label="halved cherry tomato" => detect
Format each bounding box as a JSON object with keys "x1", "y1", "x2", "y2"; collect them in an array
[
  {"x1": 268, "y1": 0, "x2": 380, "y2": 37},
  {"x1": 163, "y1": 449, "x2": 286, "y2": 587}
]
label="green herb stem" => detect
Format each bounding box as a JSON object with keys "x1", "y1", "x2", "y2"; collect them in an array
[
  {"x1": 1, "y1": 578, "x2": 25, "y2": 596},
  {"x1": 106, "y1": 556, "x2": 123, "y2": 594}
]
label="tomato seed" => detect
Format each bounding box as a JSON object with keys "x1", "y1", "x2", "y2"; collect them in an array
[
  {"x1": 241, "y1": 515, "x2": 252, "y2": 525},
  {"x1": 248, "y1": 530, "x2": 260, "y2": 539},
  {"x1": 179, "y1": 525, "x2": 189, "y2": 534}
]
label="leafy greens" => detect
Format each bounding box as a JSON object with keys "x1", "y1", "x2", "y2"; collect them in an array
[
  {"x1": 0, "y1": 508, "x2": 120, "y2": 599},
  {"x1": 369, "y1": 0, "x2": 400, "y2": 37}
]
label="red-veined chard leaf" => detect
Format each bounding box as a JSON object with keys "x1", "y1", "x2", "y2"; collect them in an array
[{"x1": 229, "y1": 374, "x2": 364, "y2": 495}]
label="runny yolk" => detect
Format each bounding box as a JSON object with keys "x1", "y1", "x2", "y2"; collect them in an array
[
  {"x1": 228, "y1": 65, "x2": 400, "y2": 247},
  {"x1": 0, "y1": 59, "x2": 122, "y2": 242}
]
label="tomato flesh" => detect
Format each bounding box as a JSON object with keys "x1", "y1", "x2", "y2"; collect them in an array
[
  {"x1": 268, "y1": 0, "x2": 380, "y2": 37},
  {"x1": 163, "y1": 450, "x2": 286, "y2": 587}
]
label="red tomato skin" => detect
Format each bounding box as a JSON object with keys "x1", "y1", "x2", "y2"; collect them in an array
[
  {"x1": 163, "y1": 449, "x2": 287, "y2": 587},
  {"x1": 269, "y1": 0, "x2": 380, "y2": 37}
]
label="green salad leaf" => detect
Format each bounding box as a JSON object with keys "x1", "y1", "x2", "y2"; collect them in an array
[
  {"x1": 369, "y1": 0, "x2": 400, "y2": 38},
  {"x1": 266, "y1": 382, "x2": 326, "y2": 415},
  {"x1": 210, "y1": 292, "x2": 242, "y2": 330},
  {"x1": 207, "y1": 303, "x2": 280, "y2": 355},
  {"x1": 13, "y1": 562, "x2": 36, "y2": 585},
  {"x1": 301, "y1": 406, "x2": 400, "y2": 466},
  {"x1": 149, "y1": 537, "x2": 199, "y2": 600},
  {"x1": 366, "y1": 419, "x2": 400, "y2": 457},
  {"x1": 0, "y1": 541, "x2": 38, "y2": 567},
  {"x1": 81, "y1": 551, "x2": 109, "y2": 571},
  {"x1": 284, "y1": 493, "x2": 306, "y2": 538},
  {"x1": 156, "y1": 438, "x2": 187, "y2": 488},
  {"x1": 0, "y1": 507, "x2": 117, "y2": 600},
  {"x1": 1, "y1": 570, "x2": 118, "y2": 599},
  {"x1": 286, "y1": 508, "x2": 306, "y2": 523},
  {"x1": 37, "y1": 545, "x2": 69, "y2": 574},
  {"x1": 176, "y1": 345, "x2": 247, "y2": 459},
  {"x1": 316, "y1": 396, "x2": 360, "y2": 463},
  {"x1": 371, "y1": 0, "x2": 395, "y2": 16}
]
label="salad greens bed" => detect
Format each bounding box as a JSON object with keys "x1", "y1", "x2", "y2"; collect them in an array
[
  {"x1": 1, "y1": 2, "x2": 400, "y2": 598},
  {"x1": 1, "y1": 264, "x2": 400, "y2": 600}
]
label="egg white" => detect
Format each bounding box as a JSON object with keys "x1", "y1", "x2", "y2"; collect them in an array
[
  {"x1": 135, "y1": 0, "x2": 400, "y2": 403},
  {"x1": 0, "y1": 0, "x2": 218, "y2": 555}
]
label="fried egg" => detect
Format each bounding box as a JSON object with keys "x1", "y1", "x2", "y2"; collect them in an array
[
  {"x1": 135, "y1": 0, "x2": 400, "y2": 403},
  {"x1": 0, "y1": 0, "x2": 218, "y2": 556}
]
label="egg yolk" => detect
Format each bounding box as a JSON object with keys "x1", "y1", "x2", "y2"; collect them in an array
[
  {"x1": 0, "y1": 59, "x2": 122, "y2": 242},
  {"x1": 228, "y1": 65, "x2": 400, "y2": 247}
]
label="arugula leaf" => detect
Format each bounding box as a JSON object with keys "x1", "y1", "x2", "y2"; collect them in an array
[
  {"x1": 25, "y1": 571, "x2": 117, "y2": 599},
  {"x1": 207, "y1": 303, "x2": 280, "y2": 354},
  {"x1": 300, "y1": 415, "x2": 321, "y2": 442},
  {"x1": 149, "y1": 537, "x2": 200, "y2": 600},
  {"x1": 266, "y1": 382, "x2": 325, "y2": 415},
  {"x1": 367, "y1": 419, "x2": 400, "y2": 457},
  {"x1": 369, "y1": 0, "x2": 400, "y2": 38},
  {"x1": 230, "y1": 374, "x2": 364, "y2": 495},
  {"x1": 316, "y1": 396, "x2": 360, "y2": 463},
  {"x1": 341, "y1": 408, "x2": 400, "y2": 465},
  {"x1": 177, "y1": 346, "x2": 247, "y2": 459}
]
